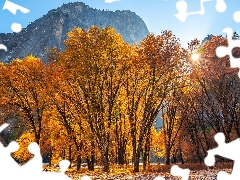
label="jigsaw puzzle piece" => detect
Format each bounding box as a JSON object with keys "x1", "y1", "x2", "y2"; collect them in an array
[
  {"x1": 175, "y1": 0, "x2": 227, "y2": 22},
  {"x1": 21, "y1": 142, "x2": 43, "y2": 175},
  {"x1": 59, "y1": 160, "x2": 70, "y2": 173},
  {"x1": 0, "y1": 124, "x2": 21, "y2": 179},
  {"x1": 233, "y1": 11, "x2": 240, "y2": 23},
  {"x1": 175, "y1": 0, "x2": 188, "y2": 22},
  {"x1": 217, "y1": 171, "x2": 232, "y2": 180},
  {"x1": 216, "y1": 28, "x2": 240, "y2": 77},
  {"x1": 0, "y1": 123, "x2": 72, "y2": 180},
  {"x1": 41, "y1": 170, "x2": 71, "y2": 180},
  {"x1": 2, "y1": 0, "x2": 30, "y2": 33},
  {"x1": 11, "y1": 23, "x2": 22, "y2": 33},
  {"x1": 205, "y1": 133, "x2": 240, "y2": 165},
  {"x1": 0, "y1": 123, "x2": 9, "y2": 132},
  {"x1": 38, "y1": 160, "x2": 71, "y2": 180},
  {"x1": 204, "y1": 133, "x2": 226, "y2": 167},
  {"x1": 204, "y1": 150, "x2": 216, "y2": 166},
  {"x1": 21, "y1": 143, "x2": 71, "y2": 180},
  {"x1": 81, "y1": 175, "x2": 92, "y2": 180},
  {"x1": 170, "y1": 165, "x2": 190, "y2": 180},
  {"x1": 57, "y1": 159, "x2": 71, "y2": 180},
  {"x1": 216, "y1": 45, "x2": 228, "y2": 58},
  {"x1": 0, "y1": 44, "x2": 7, "y2": 51},
  {"x1": 205, "y1": 133, "x2": 240, "y2": 179},
  {"x1": 154, "y1": 176, "x2": 165, "y2": 180},
  {"x1": 217, "y1": 168, "x2": 240, "y2": 180},
  {"x1": 2, "y1": 0, "x2": 30, "y2": 15},
  {"x1": 215, "y1": 0, "x2": 227, "y2": 13},
  {"x1": 0, "y1": 141, "x2": 20, "y2": 169}
]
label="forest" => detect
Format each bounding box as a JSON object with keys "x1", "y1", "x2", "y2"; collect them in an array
[{"x1": 0, "y1": 26, "x2": 239, "y2": 173}]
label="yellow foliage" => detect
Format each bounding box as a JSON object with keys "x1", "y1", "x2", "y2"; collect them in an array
[{"x1": 13, "y1": 131, "x2": 35, "y2": 162}]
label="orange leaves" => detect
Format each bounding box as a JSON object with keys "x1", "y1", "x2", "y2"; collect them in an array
[
  {"x1": 2, "y1": 25, "x2": 221, "y2": 170},
  {"x1": 13, "y1": 131, "x2": 35, "y2": 162},
  {"x1": 0, "y1": 55, "x2": 50, "y2": 144}
]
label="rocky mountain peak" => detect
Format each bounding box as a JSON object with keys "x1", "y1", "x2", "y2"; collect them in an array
[{"x1": 0, "y1": 1, "x2": 149, "y2": 63}]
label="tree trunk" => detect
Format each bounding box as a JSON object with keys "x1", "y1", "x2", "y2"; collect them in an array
[
  {"x1": 179, "y1": 148, "x2": 184, "y2": 164},
  {"x1": 102, "y1": 146, "x2": 110, "y2": 172},
  {"x1": 143, "y1": 135, "x2": 151, "y2": 171},
  {"x1": 76, "y1": 154, "x2": 81, "y2": 171},
  {"x1": 142, "y1": 151, "x2": 147, "y2": 171},
  {"x1": 49, "y1": 148, "x2": 53, "y2": 167},
  {"x1": 62, "y1": 149, "x2": 66, "y2": 159},
  {"x1": 196, "y1": 141, "x2": 203, "y2": 163},
  {"x1": 87, "y1": 140, "x2": 95, "y2": 171},
  {"x1": 131, "y1": 132, "x2": 141, "y2": 172},
  {"x1": 165, "y1": 146, "x2": 171, "y2": 165},
  {"x1": 87, "y1": 155, "x2": 95, "y2": 171},
  {"x1": 172, "y1": 153, "x2": 177, "y2": 164},
  {"x1": 118, "y1": 140, "x2": 126, "y2": 165},
  {"x1": 133, "y1": 148, "x2": 140, "y2": 172}
]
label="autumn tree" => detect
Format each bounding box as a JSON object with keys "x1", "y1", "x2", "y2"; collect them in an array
[
  {"x1": 161, "y1": 79, "x2": 192, "y2": 165},
  {"x1": 180, "y1": 36, "x2": 240, "y2": 163},
  {"x1": 50, "y1": 26, "x2": 133, "y2": 172},
  {"x1": 124, "y1": 31, "x2": 187, "y2": 171},
  {"x1": 193, "y1": 35, "x2": 240, "y2": 143},
  {"x1": 0, "y1": 55, "x2": 50, "y2": 145}
]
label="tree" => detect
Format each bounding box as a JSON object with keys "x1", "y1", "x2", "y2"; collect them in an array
[
  {"x1": 0, "y1": 55, "x2": 49, "y2": 145},
  {"x1": 124, "y1": 31, "x2": 187, "y2": 171},
  {"x1": 161, "y1": 80, "x2": 191, "y2": 165},
  {"x1": 197, "y1": 35, "x2": 240, "y2": 142},
  {"x1": 181, "y1": 36, "x2": 240, "y2": 163},
  {"x1": 50, "y1": 26, "x2": 133, "y2": 172}
]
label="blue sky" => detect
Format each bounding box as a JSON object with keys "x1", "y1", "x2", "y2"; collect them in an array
[{"x1": 0, "y1": 0, "x2": 240, "y2": 47}]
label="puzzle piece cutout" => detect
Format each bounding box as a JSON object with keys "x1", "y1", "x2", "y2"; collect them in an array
[
  {"x1": 154, "y1": 176, "x2": 165, "y2": 180},
  {"x1": 2, "y1": 0, "x2": 30, "y2": 33},
  {"x1": 0, "y1": 123, "x2": 9, "y2": 132},
  {"x1": 2, "y1": 0, "x2": 30, "y2": 15},
  {"x1": 153, "y1": 165, "x2": 190, "y2": 180},
  {"x1": 0, "y1": 123, "x2": 71, "y2": 180},
  {"x1": 0, "y1": 123, "x2": 192, "y2": 180},
  {"x1": 171, "y1": 165, "x2": 190, "y2": 180},
  {"x1": 1, "y1": 1, "x2": 30, "y2": 51},
  {"x1": 175, "y1": 0, "x2": 227, "y2": 22},
  {"x1": 0, "y1": 124, "x2": 24, "y2": 179},
  {"x1": 105, "y1": 0, "x2": 119, "y2": 3},
  {"x1": 233, "y1": 11, "x2": 240, "y2": 23},
  {"x1": 0, "y1": 42, "x2": 8, "y2": 51},
  {"x1": 81, "y1": 175, "x2": 92, "y2": 180},
  {"x1": 215, "y1": 27, "x2": 240, "y2": 77},
  {"x1": 0, "y1": 140, "x2": 21, "y2": 179},
  {"x1": 204, "y1": 132, "x2": 240, "y2": 180}
]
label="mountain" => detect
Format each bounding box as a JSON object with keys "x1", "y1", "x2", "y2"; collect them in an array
[{"x1": 0, "y1": 2, "x2": 149, "y2": 63}]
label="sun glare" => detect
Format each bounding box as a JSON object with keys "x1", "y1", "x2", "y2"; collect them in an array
[{"x1": 192, "y1": 53, "x2": 199, "y2": 61}]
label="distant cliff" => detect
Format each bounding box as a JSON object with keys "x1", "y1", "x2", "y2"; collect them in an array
[{"x1": 0, "y1": 2, "x2": 149, "y2": 63}]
